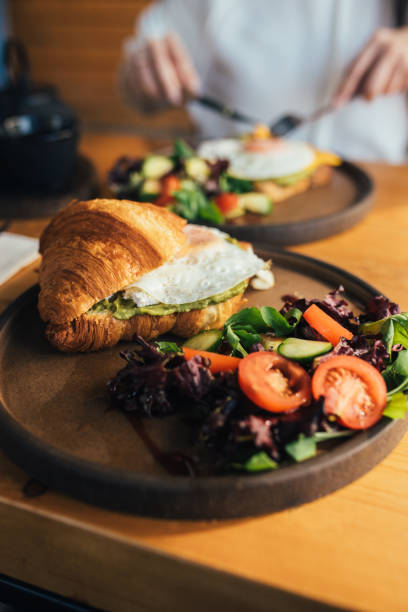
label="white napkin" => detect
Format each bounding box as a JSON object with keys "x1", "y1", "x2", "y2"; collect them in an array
[{"x1": 0, "y1": 232, "x2": 39, "y2": 285}]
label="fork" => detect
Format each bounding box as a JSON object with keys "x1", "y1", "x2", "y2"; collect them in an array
[{"x1": 194, "y1": 95, "x2": 334, "y2": 138}]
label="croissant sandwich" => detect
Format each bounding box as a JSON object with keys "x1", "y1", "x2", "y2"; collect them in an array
[{"x1": 38, "y1": 198, "x2": 267, "y2": 352}]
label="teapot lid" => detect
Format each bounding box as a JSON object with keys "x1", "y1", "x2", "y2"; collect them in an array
[{"x1": 0, "y1": 38, "x2": 77, "y2": 136}]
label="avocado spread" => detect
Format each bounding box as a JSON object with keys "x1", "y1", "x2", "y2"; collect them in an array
[
  {"x1": 271, "y1": 167, "x2": 314, "y2": 187},
  {"x1": 89, "y1": 280, "x2": 247, "y2": 320}
]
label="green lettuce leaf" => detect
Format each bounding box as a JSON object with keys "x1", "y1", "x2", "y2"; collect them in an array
[
  {"x1": 285, "y1": 434, "x2": 316, "y2": 462},
  {"x1": 231, "y1": 451, "x2": 278, "y2": 472},
  {"x1": 155, "y1": 341, "x2": 182, "y2": 355},
  {"x1": 383, "y1": 392, "x2": 408, "y2": 419}
]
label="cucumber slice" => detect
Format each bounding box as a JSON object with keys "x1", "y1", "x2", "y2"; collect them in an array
[
  {"x1": 237, "y1": 192, "x2": 273, "y2": 215},
  {"x1": 278, "y1": 338, "x2": 332, "y2": 362},
  {"x1": 185, "y1": 157, "x2": 210, "y2": 183},
  {"x1": 142, "y1": 155, "x2": 174, "y2": 179},
  {"x1": 183, "y1": 330, "x2": 223, "y2": 351},
  {"x1": 139, "y1": 178, "x2": 161, "y2": 201},
  {"x1": 225, "y1": 206, "x2": 245, "y2": 219},
  {"x1": 128, "y1": 171, "x2": 143, "y2": 188},
  {"x1": 260, "y1": 335, "x2": 284, "y2": 351},
  {"x1": 180, "y1": 178, "x2": 196, "y2": 190}
]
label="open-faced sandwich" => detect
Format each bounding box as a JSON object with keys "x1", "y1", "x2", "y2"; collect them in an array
[
  {"x1": 108, "y1": 126, "x2": 340, "y2": 224},
  {"x1": 38, "y1": 198, "x2": 270, "y2": 352}
]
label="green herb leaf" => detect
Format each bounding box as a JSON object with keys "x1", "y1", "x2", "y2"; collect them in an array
[
  {"x1": 173, "y1": 184, "x2": 224, "y2": 224},
  {"x1": 219, "y1": 173, "x2": 253, "y2": 194},
  {"x1": 225, "y1": 325, "x2": 248, "y2": 357},
  {"x1": 393, "y1": 350, "x2": 408, "y2": 376},
  {"x1": 383, "y1": 392, "x2": 408, "y2": 420},
  {"x1": 260, "y1": 306, "x2": 302, "y2": 336},
  {"x1": 231, "y1": 326, "x2": 262, "y2": 352},
  {"x1": 285, "y1": 434, "x2": 316, "y2": 462},
  {"x1": 375, "y1": 312, "x2": 408, "y2": 354},
  {"x1": 223, "y1": 306, "x2": 302, "y2": 355},
  {"x1": 199, "y1": 200, "x2": 224, "y2": 225},
  {"x1": 172, "y1": 139, "x2": 195, "y2": 160},
  {"x1": 226, "y1": 307, "x2": 267, "y2": 332},
  {"x1": 155, "y1": 341, "x2": 182, "y2": 354},
  {"x1": 383, "y1": 350, "x2": 408, "y2": 396},
  {"x1": 231, "y1": 451, "x2": 278, "y2": 472}
]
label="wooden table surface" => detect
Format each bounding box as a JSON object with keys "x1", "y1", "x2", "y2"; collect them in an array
[{"x1": 0, "y1": 132, "x2": 408, "y2": 612}]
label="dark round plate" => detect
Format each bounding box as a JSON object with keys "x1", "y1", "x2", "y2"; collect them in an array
[
  {"x1": 221, "y1": 161, "x2": 374, "y2": 245},
  {"x1": 0, "y1": 249, "x2": 404, "y2": 520}
]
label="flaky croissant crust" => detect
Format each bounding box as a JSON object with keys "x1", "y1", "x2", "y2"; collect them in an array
[
  {"x1": 45, "y1": 293, "x2": 244, "y2": 352},
  {"x1": 38, "y1": 199, "x2": 187, "y2": 325}
]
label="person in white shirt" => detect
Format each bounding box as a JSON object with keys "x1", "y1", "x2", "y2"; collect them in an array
[{"x1": 121, "y1": 0, "x2": 408, "y2": 162}]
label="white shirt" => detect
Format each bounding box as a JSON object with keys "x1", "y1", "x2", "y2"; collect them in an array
[{"x1": 125, "y1": 0, "x2": 408, "y2": 162}]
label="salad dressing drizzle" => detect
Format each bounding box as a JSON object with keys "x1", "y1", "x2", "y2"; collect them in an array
[{"x1": 126, "y1": 414, "x2": 197, "y2": 477}]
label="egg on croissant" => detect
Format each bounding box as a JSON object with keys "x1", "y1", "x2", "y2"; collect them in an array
[{"x1": 38, "y1": 198, "x2": 266, "y2": 352}]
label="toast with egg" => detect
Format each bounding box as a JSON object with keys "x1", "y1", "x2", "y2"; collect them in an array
[
  {"x1": 198, "y1": 133, "x2": 340, "y2": 206},
  {"x1": 254, "y1": 164, "x2": 334, "y2": 203},
  {"x1": 39, "y1": 198, "x2": 264, "y2": 352}
]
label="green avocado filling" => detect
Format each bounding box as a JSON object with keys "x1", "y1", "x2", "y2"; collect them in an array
[
  {"x1": 269, "y1": 167, "x2": 314, "y2": 187},
  {"x1": 89, "y1": 280, "x2": 248, "y2": 320}
]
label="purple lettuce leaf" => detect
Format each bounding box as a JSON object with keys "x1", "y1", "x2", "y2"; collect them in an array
[
  {"x1": 358, "y1": 295, "x2": 400, "y2": 323},
  {"x1": 108, "y1": 156, "x2": 144, "y2": 186},
  {"x1": 107, "y1": 336, "x2": 214, "y2": 417}
]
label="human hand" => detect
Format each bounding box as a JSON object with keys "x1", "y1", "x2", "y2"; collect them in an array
[
  {"x1": 334, "y1": 27, "x2": 408, "y2": 106},
  {"x1": 125, "y1": 32, "x2": 201, "y2": 108}
]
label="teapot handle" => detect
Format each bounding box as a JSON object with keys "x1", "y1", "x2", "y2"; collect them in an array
[{"x1": 3, "y1": 38, "x2": 31, "y2": 97}]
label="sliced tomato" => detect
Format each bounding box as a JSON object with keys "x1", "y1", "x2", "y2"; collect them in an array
[
  {"x1": 312, "y1": 355, "x2": 387, "y2": 430},
  {"x1": 156, "y1": 175, "x2": 181, "y2": 206},
  {"x1": 215, "y1": 192, "x2": 239, "y2": 214},
  {"x1": 238, "y1": 351, "x2": 312, "y2": 413},
  {"x1": 183, "y1": 347, "x2": 241, "y2": 373}
]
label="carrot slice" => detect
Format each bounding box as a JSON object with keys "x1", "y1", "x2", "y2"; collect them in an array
[
  {"x1": 182, "y1": 347, "x2": 241, "y2": 373},
  {"x1": 303, "y1": 304, "x2": 353, "y2": 346}
]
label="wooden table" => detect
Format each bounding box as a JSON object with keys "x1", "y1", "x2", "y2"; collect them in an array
[{"x1": 0, "y1": 132, "x2": 407, "y2": 612}]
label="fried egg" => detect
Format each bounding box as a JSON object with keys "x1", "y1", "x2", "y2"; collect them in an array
[
  {"x1": 123, "y1": 225, "x2": 265, "y2": 307},
  {"x1": 197, "y1": 137, "x2": 340, "y2": 181}
]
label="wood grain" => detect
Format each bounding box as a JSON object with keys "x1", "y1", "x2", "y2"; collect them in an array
[
  {"x1": 0, "y1": 131, "x2": 408, "y2": 612},
  {"x1": 10, "y1": 0, "x2": 194, "y2": 135}
]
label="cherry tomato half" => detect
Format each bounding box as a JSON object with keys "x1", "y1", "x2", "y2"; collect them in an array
[
  {"x1": 238, "y1": 351, "x2": 312, "y2": 413},
  {"x1": 312, "y1": 355, "x2": 387, "y2": 430},
  {"x1": 215, "y1": 192, "x2": 239, "y2": 214},
  {"x1": 156, "y1": 175, "x2": 181, "y2": 206}
]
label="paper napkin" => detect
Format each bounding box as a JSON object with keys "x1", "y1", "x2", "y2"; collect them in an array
[{"x1": 0, "y1": 232, "x2": 39, "y2": 285}]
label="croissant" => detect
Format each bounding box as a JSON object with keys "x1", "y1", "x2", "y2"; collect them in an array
[
  {"x1": 38, "y1": 198, "x2": 246, "y2": 352},
  {"x1": 38, "y1": 198, "x2": 187, "y2": 325}
]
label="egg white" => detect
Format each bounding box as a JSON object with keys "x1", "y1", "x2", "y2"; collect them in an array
[
  {"x1": 196, "y1": 138, "x2": 242, "y2": 161},
  {"x1": 197, "y1": 138, "x2": 316, "y2": 180},
  {"x1": 123, "y1": 225, "x2": 265, "y2": 307}
]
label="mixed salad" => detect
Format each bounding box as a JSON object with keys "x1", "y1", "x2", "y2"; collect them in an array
[
  {"x1": 108, "y1": 138, "x2": 273, "y2": 225},
  {"x1": 107, "y1": 288, "x2": 408, "y2": 475}
]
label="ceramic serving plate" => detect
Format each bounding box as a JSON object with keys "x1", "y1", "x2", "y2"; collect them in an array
[
  {"x1": 0, "y1": 249, "x2": 404, "y2": 520},
  {"x1": 221, "y1": 161, "x2": 374, "y2": 245}
]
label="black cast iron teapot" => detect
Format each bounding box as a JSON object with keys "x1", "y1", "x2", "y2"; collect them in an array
[{"x1": 0, "y1": 38, "x2": 79, "y2": 192}]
